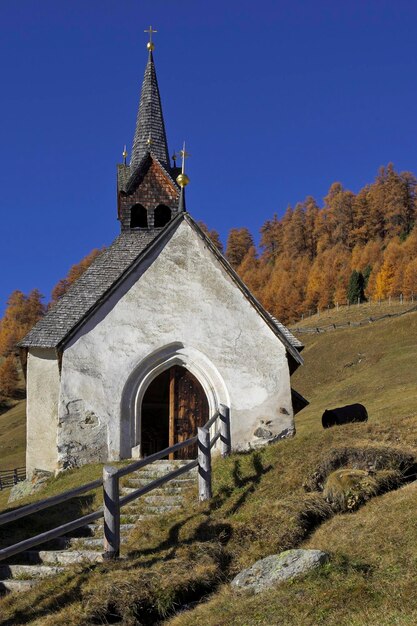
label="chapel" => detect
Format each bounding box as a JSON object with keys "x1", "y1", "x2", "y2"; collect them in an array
[{"x1": 20, "y1": 33, "x2": 305, "y2": 476}]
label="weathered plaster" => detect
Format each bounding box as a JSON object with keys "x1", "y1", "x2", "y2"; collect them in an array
[
  {"x1": 26, "y1": 348, "x2": 60, "y2": 476},
  {"x1": 56, "y1": 220, "x2": 294, "y2": 467}
]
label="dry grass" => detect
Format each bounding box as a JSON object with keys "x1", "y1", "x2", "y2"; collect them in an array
[
  {"x1": 292, "y1": 299, "x2": 415, "y2": 329},
  {"x1": 322, "y1": 467, "x2": 401, "y2": 511},
  {"x1": 0, "y1": 313, "x2": 416, "y2": 624},
  {"x1": 0, "y1": 400, "x2": 26, "y2": 471}
]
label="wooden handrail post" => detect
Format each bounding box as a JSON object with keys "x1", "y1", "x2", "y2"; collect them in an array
[
  {"x1": 103, "y1": 466, "x2": 120, "y2": 559},
  {"x1": 219, "y1": 404, "x2": 231, "y2": 457},
  {"x1": 198, "y1": 427, "x2": 212, "y2": 501}
]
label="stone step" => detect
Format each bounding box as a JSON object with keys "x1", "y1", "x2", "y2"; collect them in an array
[
  {"x1": 124, "y1": 477, "x2": 194, "y2": 489},
  {"x1": 139, "y1": 460, "x2": 192, "y2": 468},
  {"x1": 142, "y1": 495, "x2": 183, "y2": 506},
  {"x1": 22, "y1": 549, "x2": 104, "y2": 565},
  {"x1": 120, "y1": 514, "x2": 153, "y2": 524},
  {"x1": 130, "y1": 465, "x2": 197, "y2": 478},
  {"x1": 0, "y1": 579, "x2": 38, "y2": 594},
  {"x1": 88, "y1": 522, "x2": 136, "y2": 535},
  {"x1": 67, "y1": 536, "x2": 129, "y2": 550},
  {"x1": 0, "y1": 564, "x2": 65, "y2": 579},
  {"x1": 142, "y1": 505, "x2": 182, "y2": 514},
  {"x1": 121, "y1": 485, "x2": 185, "y2": 496}
]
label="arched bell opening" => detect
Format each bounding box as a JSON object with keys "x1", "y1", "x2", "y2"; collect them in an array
[
  {"x1": 141, "y1": 365, "x2": 209, "y2": 459},
  {"x1": 130, "y1": 203, "x2": 148, "y2": 228},
  {"x1": 154, "y1": 204, "x2": 171, "y2": 228}
]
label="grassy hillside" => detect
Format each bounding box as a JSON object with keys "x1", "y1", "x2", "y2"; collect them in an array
[
  {"x1": 0, "y1": 313, "x2": 416, "y2": 625},
  {"x1": 292, "y1": 298, "x2": 415, "y2": 328},
  {"x1": 0, "y1": 400, "x2": 26, "y2": 471},
  {"x1": 291, "y1": 307, "x2": 417, "y2": 424}
]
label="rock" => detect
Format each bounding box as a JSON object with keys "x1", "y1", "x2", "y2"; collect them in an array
[
  {"x1": 231, "y1": 549, "x2": 329, "y2": 594},
  {"x1": 8, "y1": 470, "x2": 52, "y2": 503},
  {"x1": 250, "y1": 426, "x2": 296, "y2": 450},
  {"x1": 254, "y1": 426, "x2": 273, "y2": 439}
]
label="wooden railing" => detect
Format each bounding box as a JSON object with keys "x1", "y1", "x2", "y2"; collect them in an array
[
  {"x1": 0, "y1": 405, "x2": 231, "y2": 562},
  {"x1": 0, "y1": 467, "x2": 25, "y2": 491}
]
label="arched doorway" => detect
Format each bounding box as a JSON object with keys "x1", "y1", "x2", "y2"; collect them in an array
[{"x1": 141, "y1": 365, "x2": 209, "y2": 459}]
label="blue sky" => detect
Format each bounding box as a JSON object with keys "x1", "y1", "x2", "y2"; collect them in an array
[{"x1": 1, "y1": 0, "x2": 417, "y2": 313}]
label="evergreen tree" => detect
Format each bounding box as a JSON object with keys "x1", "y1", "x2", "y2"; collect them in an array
[
  {"x1": 363, "y1": 265, "x2": 372, "y2": 287},
  {"x1": 347, "y1": 270, "x2": 365, "y2": 304}
]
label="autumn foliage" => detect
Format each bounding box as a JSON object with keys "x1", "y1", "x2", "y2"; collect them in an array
[
  {"x1": 0, "y1": 355, "x2": 19, "y2": 397},
  {"x1": 1, "y1": 162, "x2": 417, "y2": 390},
  {"x1": 50, "y1": 248, "x2": 104, "y2": 306},
  {"x1": 226, "y1": 163, "x2": 417, "y2": 324},
  {"x1": 0, "y1": 289, "x2": 45, "y2": 357},
  {"x1": 0, "y1": 248, "x2": 104, "y2": 398}
]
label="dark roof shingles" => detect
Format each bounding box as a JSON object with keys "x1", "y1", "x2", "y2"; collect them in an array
[
  {"x1": 20, "y1": 230, "x2": 158, "y2": 348},
  {"x1": 130, "y1": 51, "x2": 170, "y2": 172},
  {"x1": 21, "y1": 218, "x2": 302, "y2": 360}
]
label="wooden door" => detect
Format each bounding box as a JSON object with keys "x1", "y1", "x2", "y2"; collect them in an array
[{"x1": 169, "y1": 366, "x2": 209, "y2": 459}]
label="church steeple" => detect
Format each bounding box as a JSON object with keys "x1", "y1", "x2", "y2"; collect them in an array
[
  {"x1": 130, "y1": 32, "x2": 170, "y2": 172},
  {"x1": 117, "y1": 29, "x2": 181, "y2": 232}
]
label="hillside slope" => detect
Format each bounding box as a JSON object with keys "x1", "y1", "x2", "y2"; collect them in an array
[
  {"x1": 0, "y1": 314, "x2": 416, "y2": 625},
  {"x1": 0, "y1": 400, "x2": 26, "y2": 471}
]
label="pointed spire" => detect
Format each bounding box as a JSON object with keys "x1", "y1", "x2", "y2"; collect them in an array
[{"x1": 130, "y1": 38, "x2": 170, "y2": 172}]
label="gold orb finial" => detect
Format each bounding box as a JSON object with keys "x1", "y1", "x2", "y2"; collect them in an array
[
  {"x1": 122, "y1": 145, "x2": 128, "y2": 164},
  {"x1": 176, "y1": 173, "x2": 190, "y2": 188},
  {"x1": 176, "y1": 141, "x2": 190, "y2": 187},
  {"x1": 144, "y1": 26, "x2": 157, "y2": 51}
]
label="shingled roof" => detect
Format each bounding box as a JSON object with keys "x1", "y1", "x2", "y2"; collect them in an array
[
  {"x1": 19, "y1": 214, "x2": 303, "y2": 364},
  {"x1": 270, "y1": 317, "x2": 303, "y2": 350},
  {"x1": 130, "y1": 50, "x2": 170, "y2": 172},
  {"x1": 20, "y1": 228, "x2": 162, "y2": 349}
]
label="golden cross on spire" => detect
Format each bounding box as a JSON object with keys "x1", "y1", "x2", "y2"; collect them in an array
[
  {"x1": 144, "y1": 25, "x2": 157, "y2": 51},
  {"x1": 176, "y1": 141, "x2": 190, "y2": 188},
  {"x1": 180, "y1": 142, "x2": 190, "y2": 174}
]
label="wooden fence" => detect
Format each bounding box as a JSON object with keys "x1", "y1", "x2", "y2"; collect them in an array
[
  {"x1": 0, "y1": 405, "x2": 231, "y2": 562},
  {"x1": 0, "y1": 467, "x2": 26, "y2": 491},
  {"x1": 292, "y1": 304, "x2": 417, "y2": 335}
]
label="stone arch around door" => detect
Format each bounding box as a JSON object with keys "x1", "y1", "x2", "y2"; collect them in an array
[{"x1": 120, "y1": 344, "x2": 230, "y2": 459}]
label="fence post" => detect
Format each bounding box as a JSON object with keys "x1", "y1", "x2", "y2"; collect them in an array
[
  {"x1": 219, "y1": 404, "x2": 231, "y2": 457},
  {"x1": 198, "y1": 427, "x2": 212, "y2": 501},
  {"x1": 103, "y1": 466, "x2": 120, "y2": 559}
]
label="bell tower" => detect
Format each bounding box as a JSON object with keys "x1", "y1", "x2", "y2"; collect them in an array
[{"x1": 117, "y1": 28, "x2": 182, "y2": 232}]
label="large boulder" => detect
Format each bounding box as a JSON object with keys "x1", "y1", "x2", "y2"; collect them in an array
[
  {"x1": 231, "y1": 549, "x2": 329, "y2": 594},
  {"x1": 8, "y1": 469, "x2": 52, "y2": 503}
]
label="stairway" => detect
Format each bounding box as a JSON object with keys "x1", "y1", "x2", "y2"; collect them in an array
[{"x1": 0, "y1": 460, "x2": 196, "y2": 595}]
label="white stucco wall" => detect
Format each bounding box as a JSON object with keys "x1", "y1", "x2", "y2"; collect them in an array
[
  {"x1": 57, "y1": 220, "x2": 295, "y2": 468},
  {"x1": 26, "y1": 348, "x2": 60, "y2": 475}
]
